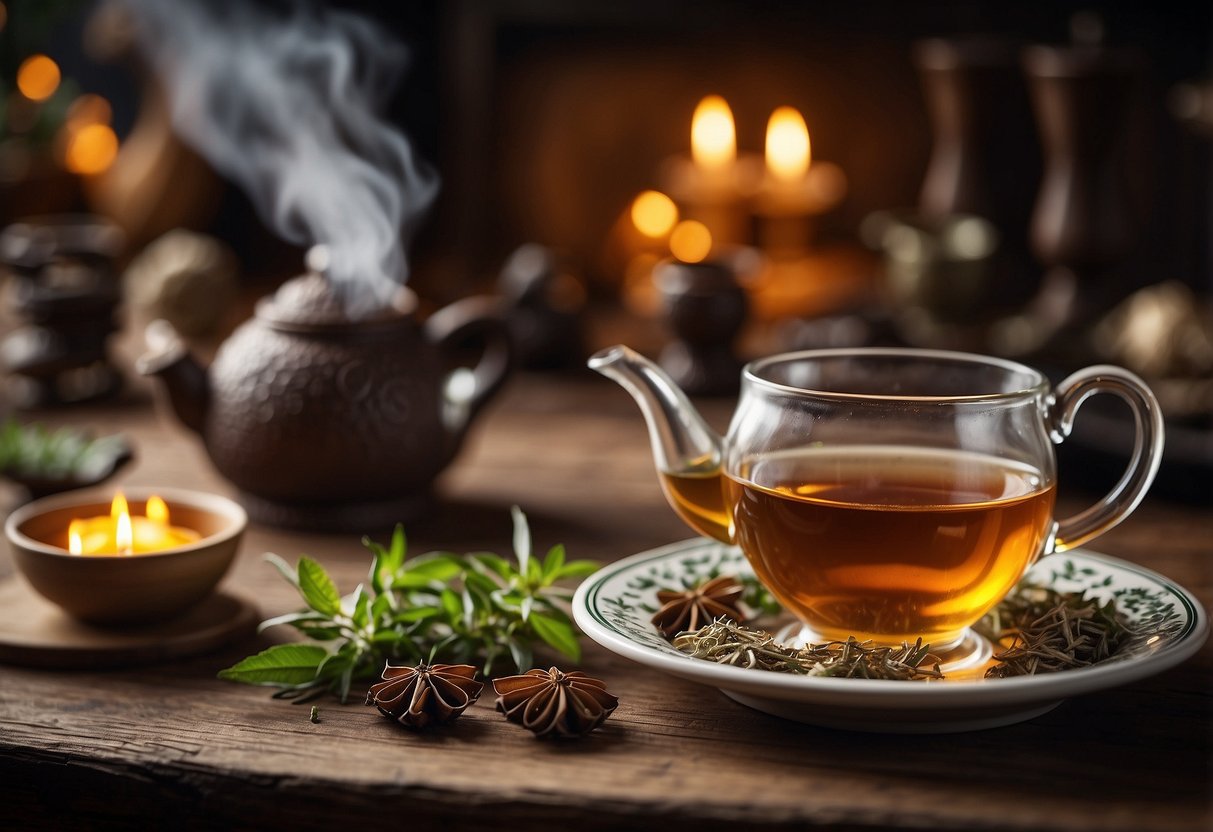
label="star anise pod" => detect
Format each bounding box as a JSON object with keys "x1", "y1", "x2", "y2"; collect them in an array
[
  {"x1": 492, "y1": 667, "x2": 618, "y2": 738},
  {"x1": 365, "y1": 662, "x2": 483, "y2": 728},
  {"x1": 651, "y1": 575, "x2": 745, "y2": 638}
]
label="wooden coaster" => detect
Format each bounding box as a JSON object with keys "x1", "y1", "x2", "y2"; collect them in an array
[{"x1": 0, "y1": 577, "x2": 259, "y2": 670}]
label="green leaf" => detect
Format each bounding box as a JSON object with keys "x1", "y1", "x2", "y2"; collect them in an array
[
  {"x1": 371, "y1": 628, "x2": 404, "y2": 645},
  {"x1": 554, "y1": 560, "x2": 601, "y2": 580},
  {"x1": 469, "y1": 552, "x2": 513, "y2": 580},
  {"x1": 218, "y1": 644, "x2": 328, "y2": 686},
  {"x1": 256, "y1": 610, "x2": 330, "y2": 634},
  {"x1": 351, "y1": 586, "x2": 370, "y2": 629},
  {"x1": 463, "y1": 570, "x2": 500, "y2": 597},
  {"x1": 364, "y1": 539, "x2": 388, "y2": 594},
  {"x1": 371, "y1": 592, "x2": 394, "y2": 621},
  {"x1": 530, "y1": 612, "x2": 580, "y2": 661},
  {"x1": 387, "y1": 524, "x2": 407, "y2": 573},
  {"x1": 506, "y1": 636, "x2": 533, "y2": 672},
  {"x1": 439, "y1": 588, "x2": 463, "y2": 622},
  {"x1": 526, "y1": 555, "x2": 543, "y2": 585},
  {"x1": 511, "y1": 505, "x2": 531, "y2": 577},
  {"x1": 542, "y1": 544, "x2": 566, "y2": 581},
  {"x1": 396, "y1": 554, "x2": 464, "y2": 588},
  {"x1": 364, "y1": 525, "x2": 406, "y2": 593},
  {"x1": 316, "y1": 647, "x2": 355, "y2": 680},
  {"x1": 298, "y1": 557, "x2": 341, "y2": 616},
  {"x1": 461, "y1": 588, "x2": 476, "y2": 627},
  {"x1": 393, "y1": 605, "x2": 442, "y2": 623},
  {"x1": 293, "y1": 621, "x2": 344, "y2": 640},
  {"x1": 264, "y1": 553, "x2": 300, "y2": 587}
]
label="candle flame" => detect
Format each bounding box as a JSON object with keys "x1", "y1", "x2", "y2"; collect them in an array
[
  {"x1": 147, "y1": 494, "x2": 170, "y2": 526},
  {"x1": 766, "y1": 106, "x2": 811, "y2": 182},
  {"x1": 112, "y1": 493, "x2": 133, "y2": 555},
  {"x1": 68, "y1": 520, "x2": 84, "y2": 555},
  {"x1": 669, "y1": 220, "x2": 713, "y2": 263},
  {"x1": 631, "y1": 190, "x2": 678, "y2": 238},
  {"x1": 691, "y1": 95, "x2": 736, "y2": 170}
]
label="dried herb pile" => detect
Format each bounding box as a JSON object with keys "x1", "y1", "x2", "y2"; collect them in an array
[
  {"x1": 673, "y1": 620, "x2": 943, "y2": 681},
  {"x1": 975, "y1": 586, "x2": 1128, "y2": 678},
  {"x1": 671, "y1": 581, "x2": 1138, "y2": 681}
]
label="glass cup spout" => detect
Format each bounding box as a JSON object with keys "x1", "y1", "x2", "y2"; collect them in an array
[{"x1": 588, "y1": 345, "x2": 732, "y2": 542}]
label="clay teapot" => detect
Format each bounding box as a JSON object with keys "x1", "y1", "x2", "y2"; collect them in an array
[{"x1": 138, "y1": 258, "x2": 513, "y2": 531}]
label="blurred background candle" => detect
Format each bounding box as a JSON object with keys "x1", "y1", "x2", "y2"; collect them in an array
[
  {"x1": 766, "y1": 106, "x2": 811, "y2": 183},
  {"x1": 751, "y1": 105, "x2": 848, "y2": 257},
  {"x1": 659, "y1": 95, "x2": 748, "y2": 246},
  {"x1": 67, "y1": 492, "x2": 200, "y2": 556},
  {"x1": 690, "y1": 95, "x2": 737, "y2": 186}
]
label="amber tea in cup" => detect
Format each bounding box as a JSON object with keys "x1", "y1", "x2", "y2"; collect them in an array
[
  {"x1": 599, "y1": 345, "x2": 1164, "y2": 666},
  {"x1": 725, "y1": 447, "x2": 1055, "y2": 643}
]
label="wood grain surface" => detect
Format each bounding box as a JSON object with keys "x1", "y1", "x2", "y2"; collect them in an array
[
  {"x1": 1, "y1": 375, "x2": 1209, "y2": 832},
  {"x1": 0, "y1": 583, "x2": 258, "y2": 670}
]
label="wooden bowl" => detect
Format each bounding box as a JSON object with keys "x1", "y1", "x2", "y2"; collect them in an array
[{"x1": 4, "y1": 488, "x2": 247, "y2": 625}]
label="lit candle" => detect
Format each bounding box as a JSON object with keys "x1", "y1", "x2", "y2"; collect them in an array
[
  {"x1": 67, "y1": 493, "x2": 201, "y2": 556},
  {"x1": 766, "y1": 106, "x2": 811, "y2": 185},
  {"x1": 753, "y1": 105, "x2": 847, "y2": 256},
  {"x1": 691, "y1": 95, "x2": 737, "y2": 179},
  {"x1": 658, "y1": 95, "x2": 748, "y2": 246}
]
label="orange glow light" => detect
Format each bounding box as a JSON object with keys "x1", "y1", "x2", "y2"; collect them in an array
[
  {"x1": 66, "y1": 94, "x2": 113, "y2": 129},
  {"x1": 691, "y1": 95, "x2": 736, "y2": 170},
  {"x1": 17, "y1": 54, "x2": 61, "y2": 102},
  {"x1": 631, "y1": 190, "x2": 679, "y2": 238},
  {"x1": 670, "y1": 220, "x2": 712, "y2": 263},
  {"x1": 766, "y1": 106, "x2": 811, "y2": 182},
  {"x1": 65, "y1": 123, "x2": 119, "y2": 175},
  {"x1": 68, "y1": 520, "x2": 84, "y2": 556}
]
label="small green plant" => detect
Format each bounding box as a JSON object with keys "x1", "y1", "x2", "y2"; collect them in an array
[
  {"x1": 219, "y1": 508, "x2": 600, "y2": 702},
  {"x1": 0, "y1": 419, "x2": 130, "y2": 484}
]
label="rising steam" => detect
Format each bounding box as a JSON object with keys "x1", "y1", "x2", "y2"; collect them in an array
[{"x1": 124, "y1": 0, "x2": 438, "y2": 317}]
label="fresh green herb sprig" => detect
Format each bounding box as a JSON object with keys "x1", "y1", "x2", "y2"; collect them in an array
[
  {"x1": 218, "y1": 507, "x2": 599, "y2": 702},
  {"x1": 0, "y1": 419, "x2": 131, "y2": 484}
]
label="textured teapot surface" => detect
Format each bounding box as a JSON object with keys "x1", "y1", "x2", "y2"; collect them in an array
[{"x1": 203, "y1": 273, "x2": 449, "y2": 503}]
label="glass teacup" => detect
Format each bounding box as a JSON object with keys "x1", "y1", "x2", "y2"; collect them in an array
[{"x1": 592, "y1": 346, "x2": 1164, "y2": 667}]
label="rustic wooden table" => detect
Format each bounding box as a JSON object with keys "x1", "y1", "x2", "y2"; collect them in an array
[{"x1": 1, "y1": 374, "x2": 1210, "y2": 831}]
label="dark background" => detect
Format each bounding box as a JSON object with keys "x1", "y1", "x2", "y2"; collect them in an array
[{"x1": 31, "y1": 0, "x2": 1213, "y2": 299}]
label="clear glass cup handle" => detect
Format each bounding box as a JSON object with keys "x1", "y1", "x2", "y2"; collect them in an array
[{"x1": 1046, "y1": 365, "x2": 1165, "y2": 553}]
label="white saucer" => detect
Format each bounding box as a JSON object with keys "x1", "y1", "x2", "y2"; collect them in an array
[{"x1": 573, "y1": 539, "x2": 1207, "y2": 733}]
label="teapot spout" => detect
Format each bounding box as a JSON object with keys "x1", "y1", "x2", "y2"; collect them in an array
[
  {"x1": 136, "y1": 320, "x2": 210, "y2": 435},
  {"x1": 589, "y1": 345, "x2": 731, "y2": 542}
]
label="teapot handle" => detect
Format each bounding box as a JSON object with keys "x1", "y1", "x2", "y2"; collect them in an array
[
  {"x1": 1046, "y1": 365, "x2": 1164, "y2": 553},
  {"x1": 424, "y1": 296, "x2": 515, "y2": 447}
]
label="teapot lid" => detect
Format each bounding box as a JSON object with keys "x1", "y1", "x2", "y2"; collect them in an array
[{"x1": 257, "y1": 272, "x2": 418, "y2": 331}]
